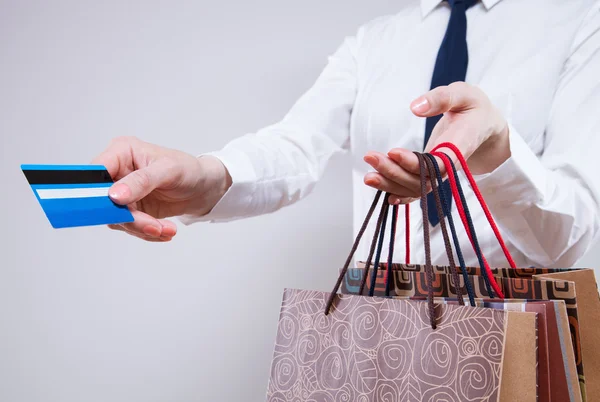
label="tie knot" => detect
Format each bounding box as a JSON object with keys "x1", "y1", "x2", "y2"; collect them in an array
[{"x1": 448, "y1": 0, "x2": 477, "y2": 8}]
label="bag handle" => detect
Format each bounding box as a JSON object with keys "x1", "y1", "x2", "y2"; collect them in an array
[
  {"x1": 415, "y1": 152, "x2": 439, "y2": 329},
  {"x1": 404, "y1": 204, "x2": 410, "y2": 264},
  {"x1": 382, "y1": 203, "x2": 405, "y2": 295},
  {"x1": 366, "y1": 168, "x2": 460, "y2": 300},
  {"x1": 368, "y1": 198, "x2": 391, "y2": 297},
  {"x1": 357, "y1": 145, "x2": 499, "y2": 302},
  {"x1": 325, "y1": 190, "x2": 383, "y2": 314},
  {"x1": 424, "y1": 154, "x2": 473, "y2": 306},
  {"x1": 386, "y1": 204, "x2": 399, "y2": 297},
  {"x1": 431, "y1": 142, "x2": 517, "y2": 268},
  {"x1": 361, "y1": 199, "x2": 409, "y2": 297},
  {"x1": 325, "y1": 155, "x2": 439, "y2": 329},
  {"x1": 378, "y1": 152, "x2": 484, "y2": 305},
  {"x1": 357, "y1": 193, "x2": 388, "y2": 296},
  {"x1": 422, "y1": 155, "x2": 466, "y2": 306},
  {"x1": 432, "y1": 151, "x2": 503, "y2": 298}
]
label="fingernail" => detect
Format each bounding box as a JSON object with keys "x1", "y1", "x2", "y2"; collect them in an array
[
  {"x1": 143, "y1": 225, "x2": 162, "y2": 238},
  {"x1": 364, "y1": 154, "x2": 379, "y2": 167},
  {"x1": 365, "y1": 175, "x2": 380, "y2": 186},
  {"x1": 162, "y1": 226, "x2": 177, "y2": 237},
  {"x1": 411, "y1": 97, "x2": 430, "y2": 114},
  {"x1": 108, "y1": 183, "x2": 129, "y2": 201},
  {"x1": 388, "y1": 149, "x2": 402, "y2": 161}
]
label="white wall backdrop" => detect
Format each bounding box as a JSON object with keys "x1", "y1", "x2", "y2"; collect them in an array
[{"x1": 1, "y1": 1, "x2": 598, "y2": 401}]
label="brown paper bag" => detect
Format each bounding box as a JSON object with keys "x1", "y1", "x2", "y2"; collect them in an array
[
  {"x1": 356, "y1": 263, "x2": 597, "y2": 401},
  {"x1": 343, "y1": 267, "x2": 585, "y2": 400},
  {"x1": 364, "y1": 295, "x2": 579, "y2": 402},
  {"x1": 535, "y1": 269, "x2": 600, "y2": 402},
  {"x1": 266, "y1": 289, "x2": 538, "y2": 402},
  {"x1": 267, "y1": 154, "x2": 539, "y2": 401},
  {"x1": 407, "y1": 147, "x2": 600, "y2": 400}
]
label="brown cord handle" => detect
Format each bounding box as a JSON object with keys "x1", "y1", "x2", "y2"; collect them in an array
[
  {"x1": 360, "y1": 156, "x2": 465, "y2": 304},
  {"x1": 416, "y1": 152, "x2": 438, "y2": 329},
  {"x1": 358, "y1": 194, "x2": 389, "y2": 296},
  {"x1": 324, "y1": 154, "x2": 442, "y2": 329},
  {"x1": 324, "y1": 190, "x2": 382, "y2": 315},
  {"x1": 423, "y1": 154, "x2": 465, "y2": 306}
]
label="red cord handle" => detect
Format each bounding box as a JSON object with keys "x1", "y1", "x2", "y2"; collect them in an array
[
  {"x1": 432, "y1": 151, "x2": 504, "y2": 298},
  {"x1": 431, "y1": 142, "x2": 517, "y2": 269},
  {"x1": 396, "y1": 143, "x2": 510, "y2": 298},
  {"x1": 405, "y1": 203, "x2": 410, "y2": 264}
]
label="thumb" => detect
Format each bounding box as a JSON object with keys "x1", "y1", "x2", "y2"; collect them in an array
[
  {"x1": 410, "y1": 82, "x2": 480, "y2": 117},
  {"x1": 108, "y1": 158, "x2": 177, "y2": 205}
]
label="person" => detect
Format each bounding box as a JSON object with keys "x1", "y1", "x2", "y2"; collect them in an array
[{"x1": 93, "y1": 0, "x2": 600, "y2": 268}]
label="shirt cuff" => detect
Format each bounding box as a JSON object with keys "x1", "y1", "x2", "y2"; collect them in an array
[
  {"x1": 178, "y1": 147, "x2": 258, "y2": 225},
  {"x1": 473, "y1": 124, "x2": 546, "y2": 212}
]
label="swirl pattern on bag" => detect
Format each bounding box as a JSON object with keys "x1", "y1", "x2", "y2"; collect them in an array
[
  {"x1": 267, "y1": 289, "x2": 506, "y2": 401},
  {"x1": 342, "y1": 266, "x2": 585, "y2": 396}
]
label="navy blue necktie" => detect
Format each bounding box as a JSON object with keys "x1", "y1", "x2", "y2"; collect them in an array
[{"x1": 424, "y1": 0, "x2": 478, "y2": 226}]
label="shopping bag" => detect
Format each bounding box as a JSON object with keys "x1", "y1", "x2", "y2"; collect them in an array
[
  {"x1": 357, "y1": 262, "x2": 597, "y2": 401},
  {"x1": 447, "y1": 298, "x2": 580, "y2": 402},
  {"x1": 437, "y1": 298, "x2": 551, "y2": 402},
  {"x1": 429, "y1": 143, "x2": 600, "y2": 401},
  {"x1": 370, "y1": 294, "x2": 577, "y2": 402},
  {"x1": 342, "y1": 269, "x2": 581, "y2": 401},
  {"x1": 347, "y1": 144, "x2": 599, "y2": 401},
  {"x1": 266, "y1": 151, "x2": 539, "y2": 401},
  {"x1": 343, "y1": 149, "x2": 582, "y2": 399},
  {"x1": 266, "y1": 289, "x2": 537, "y2": 402}
]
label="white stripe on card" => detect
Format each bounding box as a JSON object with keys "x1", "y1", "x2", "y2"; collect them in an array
[{"x1": 36, "y1": 187, "x2": 110, "y2": 200}]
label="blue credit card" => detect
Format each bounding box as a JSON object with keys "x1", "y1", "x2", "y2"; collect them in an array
[{"x1": 21, "y1": 164, "x2": 134, "y2": 228}]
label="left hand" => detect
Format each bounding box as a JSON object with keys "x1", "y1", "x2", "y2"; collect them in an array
[{"x1": 364, "y1": 82, "x2": 511, "y2": 204}]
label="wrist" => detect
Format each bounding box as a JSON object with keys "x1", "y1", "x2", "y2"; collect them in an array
[{"x1": 189, "y1": 155, "x2": 232, "y2": 216}]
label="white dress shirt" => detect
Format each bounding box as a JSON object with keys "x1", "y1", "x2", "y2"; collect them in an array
[{"x1": 182, "y1": 0, "x2": 600, "y2": 268}]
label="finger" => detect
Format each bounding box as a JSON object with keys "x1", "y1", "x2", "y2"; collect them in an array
[
  {"x1": 139, "y1": 237, "x2": 173, "y2": 242},
  {"x1": 109, "y1": 221, "x2": 176, "y2": 238},
  {"x1": 123, "y1": 230, "x2": 173, "y2": 242},
  {"x1": 116, "y1": 209, "x2": 168, "y2": 238},
  {"x1": 364, "y1": 152, "x2": 421, "y2": 193},
  {"x1": 364, "y1": 172, "x2": 428, "y2": 198},
  {"x1": 157, "y1": 219, "x2": 178, "y2": 237},
  {"x1": 92, "y1": 149, "x2": 123, "y2": 180},
  {"x1": 388, "y1": 195, "x2": 417, "y2": 205},
  {"x1": 387, "y1": 149, "x2": 420, "y2": 175},
  {"x1": 108, "y1": 224, "x2": 125, "y2": 232},
  {"x1": 108, "y1": 158, "x2": 179, "y2": 205},
  {"x1": 91, "y1": 137, "x2": 136, "y2": 179},
  {"x1": 387, "y1": 148, "x2": 448, "y2": 179},
  {"x1": 109, "y1": 210, "x2": 177, "y2": 238},
  {"x1": 123, "y1": 227, "x2": 173, "y2": 242},
  {"x1": 108, "y1": 223, "x2": 173, "y2": 242},
  {"x1": 410, "y1": 82, "x2": 481, "y2": 117}
]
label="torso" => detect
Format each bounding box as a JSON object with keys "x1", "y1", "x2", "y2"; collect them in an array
[{"x1": 349, "y1": 0, "x2": 595, "y2": 266}]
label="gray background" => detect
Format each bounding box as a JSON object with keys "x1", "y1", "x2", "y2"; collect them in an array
[{"x1": 1, "y1": 1, "x2": 598, "y2": 401}]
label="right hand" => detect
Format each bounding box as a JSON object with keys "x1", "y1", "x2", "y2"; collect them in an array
[{"x1": 93, "y1": 136, "x2": 231, "y2": 242}]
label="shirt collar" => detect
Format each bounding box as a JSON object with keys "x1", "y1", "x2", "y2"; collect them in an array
[{"x1": 421, "y1": 0, "x2": 503, "y2": 18}]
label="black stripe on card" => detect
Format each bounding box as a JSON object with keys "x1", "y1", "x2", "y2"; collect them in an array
[{"x1": 22, "y1": 169, "x2": 114, "y2": 185}]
